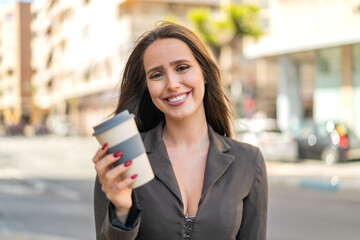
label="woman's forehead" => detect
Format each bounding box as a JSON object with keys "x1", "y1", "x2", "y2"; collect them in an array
[{"x1": 143, "y1": 38, "x2": 196, "y2": 69}]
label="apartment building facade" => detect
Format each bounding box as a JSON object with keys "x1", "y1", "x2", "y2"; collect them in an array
[
  {"x1": 31, "y1": 0, "x2": 219, "y2": 136},
  {"x1": 244, "y1": 0, "x2": 360, "y2": 137},
  {"x1": 0, "y1": 2, "x2": 32, "y2": 134}
]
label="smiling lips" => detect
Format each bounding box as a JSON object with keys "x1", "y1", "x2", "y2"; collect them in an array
[
  {"x1": 165, "y1": 92, "x2": 189, "y2": 106},
  {"x1": 168, "y1": 93, "x2": 187, "y2": 102}
]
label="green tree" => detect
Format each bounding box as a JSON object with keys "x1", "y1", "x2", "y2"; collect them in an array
[
  {"x1": 187, "y1": 3, "x2": 263, "y2": 62},
  {"x1": 188, "y1": 3, "x2": 263, "y2": 117}
]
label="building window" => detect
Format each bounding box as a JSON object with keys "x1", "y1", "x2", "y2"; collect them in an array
[
  {"x1": 48, "y1": 0, "x2": 59, "y2": 11},
  {"x1": 260, "y1": 17, "x2": 269, "y2": 29},
  {"x1": 314, "y1": 47, "x2": 341, "y2": 122},
  {"x1": 59, "y1": 39, "x2": 67, "y2": 51},
  {"x1": 46, "y1": 53, "x2": 53, "y2": 68},
  {"x1": 83, "y1": 67, "x2": 91, "y2": 82},
  {"x1": 5, "y1": 12, "x2": 13, "y2": 22},
  {"x1": 47, "y1": 78, "x2": 54, "y2": 90},
  {"x1": 257, "y1": 0, "x2": 269, "y2": 9},
  {"x1": 82, "y1": 25, "x2": 90, "y2": 42},
  {"x1": 353, "y1": 44, "x2": 360, "y2": 138},
  {"x1": 46, "y1": 26, "x2": 52, "y2": 37},
  {"x1": 32, "y1": 11, "x2": 37, "y2": 20},
  {"x1": 58, "y1": 8, "x2": 73, "y2": 24},
  {"x1": 7, "y1": 68, "x2": 14, "y2": 76},
  {"x1": 31, "y1": 31, "x2": 37, "y2": 39}
]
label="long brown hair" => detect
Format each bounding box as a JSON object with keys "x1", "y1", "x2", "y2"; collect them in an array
[{"x1": 115, "y1": 21, "x2": 233, "y2": 137}]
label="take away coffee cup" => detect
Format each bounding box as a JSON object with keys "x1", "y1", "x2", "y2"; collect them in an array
[{"x1": 93, "y1": 110, "x2": 154, "y2": 189}]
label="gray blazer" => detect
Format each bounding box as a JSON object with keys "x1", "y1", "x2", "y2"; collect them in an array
[{"x1": 94, "y1": 122, "x2": 268, "y2": 240}]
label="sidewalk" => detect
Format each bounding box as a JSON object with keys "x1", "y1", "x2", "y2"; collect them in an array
[
  {"x1": 0, "y1": 135, "x2": 97, "y2": 180},
  {"x1": 266, "y1": 160, "x2": 360, "y2": 192},
  {"x1": 1, "y1": 134, "x2": 359, "y2": 191}
]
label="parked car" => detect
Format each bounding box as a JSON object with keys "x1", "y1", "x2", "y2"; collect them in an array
[
  {"x1": 235, "y1": 118, "x2": 299, "y2": 162},
  {"x1": 292, "y1": 120, "x2": 360, "y2": 165}
]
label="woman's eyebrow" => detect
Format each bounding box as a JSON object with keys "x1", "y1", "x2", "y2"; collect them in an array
[
  {"x1": 146, "y1": 66, "x2": 163, "y2": 76},
  {"x1": 169, "y1": 59, "x2": 191, "y2": 66},
  {"x1": 146, "y1": 59, "x2": 191, "y2": 75}
]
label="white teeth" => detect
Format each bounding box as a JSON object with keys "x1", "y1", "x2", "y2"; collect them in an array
[{"x1": 168, "y1": 93, "x2": 187, "y2": 102}]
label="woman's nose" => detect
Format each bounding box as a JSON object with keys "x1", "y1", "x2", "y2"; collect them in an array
[{"x1": 166, "y1": 73, "x2": 180, "y2": 90}]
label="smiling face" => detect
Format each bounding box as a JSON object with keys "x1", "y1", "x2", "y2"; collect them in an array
[{"x1": 143, "y1": 38, "x2": 206, "y2": 122}]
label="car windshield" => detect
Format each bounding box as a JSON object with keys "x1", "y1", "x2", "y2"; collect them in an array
[
  {"x1": 291, "y1": 121, "x2": 313, "y2": 138},
  {"x1": 316, "y1": 123, "x2": 329, "y2": 137}
]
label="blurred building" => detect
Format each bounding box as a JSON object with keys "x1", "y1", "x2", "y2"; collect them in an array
[
  {"x1": 31, "y1": 0, "x2": 219, "y2": 136},
  {"x1": 10, "y1": 0, "x2": 359, "y2": 138},
  {"x1": 0, "y1": 2, "x2": 32, "y2": 134},
  {"x1": 244, "y1": 0, "x2": 360, "y2": 138}
]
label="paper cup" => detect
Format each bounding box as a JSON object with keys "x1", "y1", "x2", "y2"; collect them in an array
[{"x1": 93, "y1": 110, "x2": 154, "y2": 188}]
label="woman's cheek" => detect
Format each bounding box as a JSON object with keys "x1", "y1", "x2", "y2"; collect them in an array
[
  {"x1": 147, "y1": 83, "x2": 164, "y2": 109},
  {"x1": 147, "y1": 82, "x2": 161, "y2": 99}
]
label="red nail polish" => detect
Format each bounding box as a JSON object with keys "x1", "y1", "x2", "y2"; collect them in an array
[
  {"x1": 113, "y1": 151, "x2": 123, "y2": 157},
  {"x1": 124, "y1": 160, "x2": 132, "y2": 167},
  {"x1": 131, "y1": 174, "x2": 138, "y2": 179},
  {"x1": 101, "y1": 143, "x2": 108, "y2": 150}
]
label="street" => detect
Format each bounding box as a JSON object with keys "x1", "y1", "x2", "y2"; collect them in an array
[
  {"x1": 0, "y1": 135, "x2": 97, "y2": 239},
  {"x1": 0, "y1": 179, "x2": 95, "y2": 240},
  {"x1": 268, "y1": 184, "x2": 360, "y2": 240},
  {"x1": 1, "y1": 135, "x2": 360, "y2": 239},
  {"x1": 1, "y1": 179, "x2": 360, "y2": 240}
]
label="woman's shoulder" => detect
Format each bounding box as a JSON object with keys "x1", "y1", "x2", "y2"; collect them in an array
[
  {"x1": 214, "y1": 132, "x2": 261, "y2": 158},
  {"x1": 220, "y1": 135, "x2": 265, "y2": 177}
]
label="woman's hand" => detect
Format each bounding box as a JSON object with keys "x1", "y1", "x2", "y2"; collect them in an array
[{"x1": 93, "y1": 143, "x2": 137, "y2": 222}]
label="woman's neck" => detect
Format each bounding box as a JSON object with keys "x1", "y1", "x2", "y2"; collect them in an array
[{"x1": 163, "y1": 114, "x2": 209, "y2": 149}]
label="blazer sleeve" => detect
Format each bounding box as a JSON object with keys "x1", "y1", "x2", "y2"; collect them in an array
[
  {"x1": 94, "y1": 176, "x2": 141, "y2": 240},
  {"x1": 237, "y1": 149, "x2": 268, "y2": 240}
]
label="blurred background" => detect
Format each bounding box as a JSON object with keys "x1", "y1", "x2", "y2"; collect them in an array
[{"x1": 0, "y1": 0, "x2": 360, "y2": 239}]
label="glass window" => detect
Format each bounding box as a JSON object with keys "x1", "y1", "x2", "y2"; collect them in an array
[
  {"x1": 314, "y1": 47, "x2": 341, "y2": 122},
  {"x1": 5, "y1": 12, "x2": 13, "y2": 22},
  {"x1": 353, "y1": 44, "x2": 360, "y2": 138},
  {"x1": 257, "y1": 0, "x2": 269, "y2": 9}
]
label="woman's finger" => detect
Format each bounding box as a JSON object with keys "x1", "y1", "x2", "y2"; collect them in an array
[
  {"x1": 115, "y1": 174, "x2": 138, "y2": 190},
  {"x1": 104, "y1": 173, "x2": 137, "y2": 195},
  {"x1": 92, "y1": 143, "x2": 108, "y2": 163},
  {"x1": 95, "y1": 151, "x2": 123, "y2": 171},
  {"x1": 104, "y1": 160, "x2": 133, "y2": 183},
  {"x1": 95, "y1": 151, "x2": 123, "y2": 180}
]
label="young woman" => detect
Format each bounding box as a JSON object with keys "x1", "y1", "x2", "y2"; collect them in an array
[{"x1": 92, "y1": 22, "x2": 268, "y2": 240}]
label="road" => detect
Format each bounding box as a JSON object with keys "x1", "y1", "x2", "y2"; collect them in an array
[
  {"x1": 268, "y1": 184, "x2": 360, "y2": 240},
  {"x1": 1, "y1": 135, "x2": 360, "y2": 239},
  {"x1": 0, "y1": 179, "x2": 95, "y2": 240},
  {"x1": 0, "y1": 135, "x2": 97, "y2": 239},
  {"x1": 1, "y1": 178, "x2": 359, "y2": 240}
]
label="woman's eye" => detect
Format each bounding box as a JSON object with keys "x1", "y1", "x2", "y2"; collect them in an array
[
  {"x1": 149, "y1": 72, "x2": 163, "y2": 80},
  {"x1": 177, "y1": 65, "x2": 190, "y2": 72}
]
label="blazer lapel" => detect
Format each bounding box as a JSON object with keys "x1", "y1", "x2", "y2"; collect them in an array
[
  {"x1": 142, "y1": 122, "x2": 235, "y2": 205},
  {"x1": 142, "y1": 122, "x2": 182, "y2": 203},
  {"x1": 201, "y1": 126, "x2": 234, "y2": 201}
]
